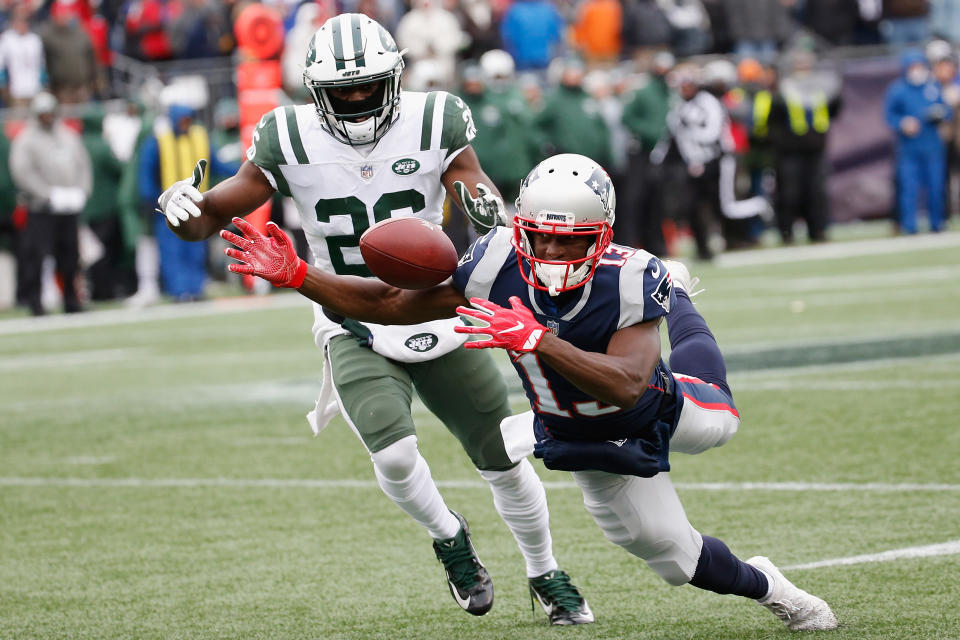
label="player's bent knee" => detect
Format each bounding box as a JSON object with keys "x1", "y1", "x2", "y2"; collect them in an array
[
  {"x1": 646, "y1": 549, "x2": 698, "y2": 586},
  {"x1": 342, "y1": 381, "x2": 414, "y2": 451},
  {"x1": 370, "y1": 435, "x2": 419, "y2": 481},
  {"x1": 671, "y1": 401, "x2": 741, "y2": 455}
]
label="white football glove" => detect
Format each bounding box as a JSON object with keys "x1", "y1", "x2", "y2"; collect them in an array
[
  {"x1": 454, "y1": 180, "x2": 508, "y2": 233},
  {"x1": 157, "y1": 159, "x2": 206, "y2": 227}
]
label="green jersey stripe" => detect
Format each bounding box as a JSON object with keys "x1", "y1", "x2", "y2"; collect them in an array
[
  {"x1": 284, "y1": 106, "x2": 309, "y2": 164},
  {"x1": 269, "y1": 167, "x2": 291, "y2": 197},
  {"x1": 351, "y1": 14, "x2": 366, "y2": 67},
  {"x1": 420, "y1": 92, "x2": 438, "y2": 151},
  {"x1": 331, "y1": 17, "x2": 345, "y2": 70}
]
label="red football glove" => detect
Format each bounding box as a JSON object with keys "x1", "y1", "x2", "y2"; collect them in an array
[
  {"x1": 455, "y1": 296, "x2": 547, "y2": 352},
  {"x1": 221, "y1": 216, "x2": 308, "y2": 288}
]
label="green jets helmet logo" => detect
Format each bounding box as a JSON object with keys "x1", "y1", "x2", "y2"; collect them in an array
[
  {"x1": 305, "y1": 36, "x2": 318, "y2": 65},
  {"x1": 405, "y1": 333, "x2": 438, "y2": 352},
  {"x1": 392, "y1": 159, "x2": 421, "y2": 175}
]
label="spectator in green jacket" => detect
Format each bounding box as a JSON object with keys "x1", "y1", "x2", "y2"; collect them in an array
[
  {"x1": 461, "y1": 52, "x2": 541, "y2": 203},
  {"x1": 535, "y1": 57, "x2": 612, "y2": 168},
  {"x1": 80, "y1": 104, "x2": 129, "y2": 300},
  {"x1": 619, "y1": 51, "x2": 675, "y2": 253}
]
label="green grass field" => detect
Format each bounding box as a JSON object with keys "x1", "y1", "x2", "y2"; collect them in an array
[{"x1": 2, "y1": 232, "x2": 959, "y2": 639}]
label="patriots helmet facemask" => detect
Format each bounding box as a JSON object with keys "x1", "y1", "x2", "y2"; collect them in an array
[{"x1": 512, "y1": 154, "x2": 616, "y2": 295}]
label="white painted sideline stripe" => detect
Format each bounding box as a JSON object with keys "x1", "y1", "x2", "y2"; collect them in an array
[
  {"x1": 0, "y1": 293, "x2": 308, "y2": 336},
  {"x1": 784, "y1": 540, "x2": 960, "y2": 571},
  {"x1": 715, "y1": 231, "x2": 960, "y2": 267},
  {"x1": 1, "y1": 478, "x2": 958, "y2": 491}
]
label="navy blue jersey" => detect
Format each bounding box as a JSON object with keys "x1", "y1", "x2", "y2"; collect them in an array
[{"x1": 452, "y1": 227, "x2": 678, "y2": 442}]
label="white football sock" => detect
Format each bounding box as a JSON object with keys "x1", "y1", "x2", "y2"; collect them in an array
[
  {"x1": 479, "y1": 458, "x2": 558, "y2": 578},
  {"x1": 371, "y1": 435, "x2": 460, "y2": 540}
]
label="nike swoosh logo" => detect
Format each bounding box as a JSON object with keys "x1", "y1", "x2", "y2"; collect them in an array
[
  {"x1": 650, "y1": 261, "x2": 661, "y2": 278},
  {"x1": 501, "y1": 321, "x2": 525, "y2": 333},
  {"x1": 532, "y1": 590, "x2": 555, "y2": 615},
  {"x1": 450, "y1": 581, "x2": 471, "y2": 609}
]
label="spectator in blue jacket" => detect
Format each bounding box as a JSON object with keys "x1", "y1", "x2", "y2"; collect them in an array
[
  {"x1": 885, "y1": 49, "x2": 952, "y2": 234},
  {"x1": 500, "y1": 0, "x2": 565, "y2": 71}
]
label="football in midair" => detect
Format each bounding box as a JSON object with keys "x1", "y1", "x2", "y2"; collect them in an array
[{"x1": 359, "y1": 217, "x2": 459, "y2": 289}]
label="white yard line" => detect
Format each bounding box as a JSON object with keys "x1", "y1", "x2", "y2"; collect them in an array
[
  {"x1": 0, "y1": 293, "x2": 309, "y2": 336},
  {"x1": 1, "y1": 477, "x2": 958, "y2": 491},
  {"x1": 4, "y1": 476, "x2": 957, "y2": 571},
  {"x1": 784, "y1": 540, "x2": 960, "y2": 571},
  {"x1": 715, "y1": 231, "x2": 960, "y2": 267},
  {"x1": 0, "y1": 348, "x2": 148, "y2": 371},
  {"x1": 713, "y1": 264, "x2": 960, "y2": 292}
]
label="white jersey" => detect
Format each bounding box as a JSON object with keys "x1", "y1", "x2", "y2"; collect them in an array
[{"x1": 247, "y1": 90, "x2": 477, "y2": 357}]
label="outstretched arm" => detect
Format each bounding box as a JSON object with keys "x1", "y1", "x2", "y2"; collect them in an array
[
  {"x1": 161, "y1": 160, "x2": 275, "y2": 241},
  {"x1": 536, "y1": 320, "x2": 662, "y2": 409},
  {"x1": 222, "y1": 217, "x2": 466, "y2": 324},
  {"x1": 456, "y1": 296, "x2": 661, "y2": 408}
]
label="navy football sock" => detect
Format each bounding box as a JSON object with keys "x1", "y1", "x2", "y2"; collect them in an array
[
  {"x1": 666, "y1": 289, "x2": 731, "y2": 397},
  {"x1": 689, "y1": 536, "x2": 769, "y2": 599}
]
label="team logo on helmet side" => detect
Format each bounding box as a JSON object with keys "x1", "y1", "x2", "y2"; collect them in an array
[{"x1": 586, "y1": 166, "x2": 614, "y2": 216}]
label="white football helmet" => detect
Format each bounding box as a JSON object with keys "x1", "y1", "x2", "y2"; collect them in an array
[
  {"x1": 513, "y1": 154, "x2": 616, "y2": 296},
  {"x1": 303, "y1": 13, "x2": 406, "y2": 145}
]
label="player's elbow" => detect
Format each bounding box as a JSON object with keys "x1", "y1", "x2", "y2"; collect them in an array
[
  {"x1": 377, "y1": 286, "x2": 421, "y2": 324},
  {"x1": 609, "y1": 375, "x2": 647, "y2": 409}
]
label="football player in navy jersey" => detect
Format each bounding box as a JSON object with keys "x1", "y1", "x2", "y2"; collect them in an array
[{"x1": 222, "y1": 154, "x2": 839, "y2": 632}]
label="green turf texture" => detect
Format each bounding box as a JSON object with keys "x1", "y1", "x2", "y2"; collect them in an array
[{"x1": 1, "y1": 242, "x2": 958, "y2": 639}]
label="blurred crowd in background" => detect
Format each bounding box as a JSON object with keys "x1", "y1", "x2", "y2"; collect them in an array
[{"x1": 0, "y1": 0, "x2": 958, "y2": 315}]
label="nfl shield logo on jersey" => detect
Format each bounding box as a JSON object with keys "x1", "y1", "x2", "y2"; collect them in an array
[
  {"x1": 546, "y1": 319, "x2": 560, "y2": 336},
  {"x1": 360, "y1": 164, "x2": 375, "y2": 180}
]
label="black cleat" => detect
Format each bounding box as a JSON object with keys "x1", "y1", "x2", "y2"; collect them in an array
[
  {"x1": 432, "y1": 511, "x2": 494, "y2": 616},
  {"x1": 529, "y1": 569, "x2": 594, "y2": 625}
]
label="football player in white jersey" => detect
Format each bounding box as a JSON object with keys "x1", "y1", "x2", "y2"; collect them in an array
[{"x1": 156, "y1": 13, "x2": 592, "y2": 625}]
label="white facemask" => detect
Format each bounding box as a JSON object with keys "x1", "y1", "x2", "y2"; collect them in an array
[{"x1": 532, "y1": 255, "x2": 593, "y2": 297}]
